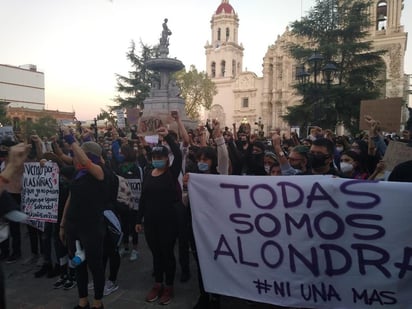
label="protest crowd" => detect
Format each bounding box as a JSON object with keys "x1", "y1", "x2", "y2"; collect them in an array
[{"x1": 0, "y1": 110, "x2": 411, "y2": 309}]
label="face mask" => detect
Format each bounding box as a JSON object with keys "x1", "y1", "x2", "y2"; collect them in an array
[
  {"x1": 197, "y1": 162, "x2": 210, "y2": 172},
  {"x1": 308, "y1": 153, "x2": 329, "y2": 169},
  {"x1": 336, "y1": 146, "x2": 344, "y2": 152},
  {"x1": 340, "y1": 162, "x2": 354, "y2": 174},
  {"x1": 152, "y1": 160, "x2": 166, "y2": 169},
  {"x1": 264, "y1": 164, "x2": 270, "y2": 174},
  {"x1": 290, "y1": 163, "x2": 302, "y2": 171}
]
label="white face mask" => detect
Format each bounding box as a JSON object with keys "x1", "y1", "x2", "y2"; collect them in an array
[
  {"x1": 340, "y1": 162, "x2": 354, "y2": 174},
  {"x1": 264, "y1": 164, "x2": 271, "y2": 174}
]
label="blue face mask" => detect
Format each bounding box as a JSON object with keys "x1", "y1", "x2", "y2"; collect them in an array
[
  {"x1": 152, "y1": 160, "x2": 166, "y2": 169},
  {"x1": 197, "y1": 162, "x2": 210, "y2": 172}
]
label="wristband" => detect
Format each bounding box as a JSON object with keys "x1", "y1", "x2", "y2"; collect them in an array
[
  {"x1": 64, "y1": 134, "x2": 76, "y2": 145},
  {"x1": 0, "y1": 175, "x2": 10, "y2": 184}
]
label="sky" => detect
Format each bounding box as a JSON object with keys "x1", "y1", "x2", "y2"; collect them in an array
[{"x1": 1, "y1": 0, "x2": 411, "y2": 121}]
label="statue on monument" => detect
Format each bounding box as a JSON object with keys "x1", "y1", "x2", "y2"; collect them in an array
[{"x1": 160, "y1": 18, "x2": 172, "y2": 49}]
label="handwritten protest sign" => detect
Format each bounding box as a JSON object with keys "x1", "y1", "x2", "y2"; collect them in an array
[
  {"x1": 137, "y1": 113, "x2": 171, "y2": 136},
  {"x1": 382, "y1": 140, "x2": 412, "y2": 171},
  {"x1": 188, "y1": 174, "x2": 412, "y2": 308},
  {"x1": 116, "y1": 109, "x2": 126, "y2": 129},
  {"x1": 127, "y1": 178, "x2": 142, "y2": 210},
  {"x1": 21, "y1": 162, "x2": 59, "y2": 223}
]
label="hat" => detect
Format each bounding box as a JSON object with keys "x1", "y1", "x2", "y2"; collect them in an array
[
  {"x1": 253, "y1": 141, "x2": 265, "y2": 152},
  {"x1": 151, "y1": 145, "x2": 169, "y2": 157},
  {"x1": 0, "y1": 192, "x2": 28, "y2": 222},
  {"x1": 81, "y1": 141, "x2": 102, "y2": 157},
  {"x1": 264, "y1": 151, "x2": 277, "y2": 161}
]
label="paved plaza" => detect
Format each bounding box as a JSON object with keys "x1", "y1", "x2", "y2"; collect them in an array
[{"x1": 3, "y1": 232, "x2": 282, "y2": 309}]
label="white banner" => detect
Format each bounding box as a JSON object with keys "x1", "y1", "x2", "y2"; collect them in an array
[
  {"x1": 21, "y1": 162, "x2": 59, "y2": 223},
  {"x1": 116, "y1": 109, "x2": 126, "y2": 129},
  {"x1": 188, "y1": 174, "x2": 412, "y2": 308}
]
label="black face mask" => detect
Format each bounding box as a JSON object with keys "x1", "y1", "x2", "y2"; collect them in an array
[
  {"x1": 0, "y1": 151, "x2": 8, "y2": 158},
  {"x1": 308, "y1": 153, "x2": 329, "y2": 169}
]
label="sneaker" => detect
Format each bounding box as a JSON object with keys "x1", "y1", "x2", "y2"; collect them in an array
[
  {"x1": 87, "y1": 282, "x2": 94, "y2": 290},
  {"x1": 103, "y1": 280, "x2": 119, "y2": 296},
  {"x1": 145, "y1": 283, "x2": 162, "y2": 302},
  {"x1": 159, "y1": 286, "x2": 173, "y2": 305},
  {"x1": 5, "y1": 253, "x2": 21, "y2": 264},
  {"x1": 118, "y1": 247, "x2": 129, "y2": 258},
  {"x1": 53, "y1": 276, "x2": 68, "y2": 289},
  {"x1": 129, "y1": 249, "x2": 138, "y2": 261},
  {"x1": 63, "y1": 279, "x2": 77, "y2": 290}
]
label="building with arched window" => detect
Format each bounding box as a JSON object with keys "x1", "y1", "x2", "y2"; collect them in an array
[{"x1": 205, "y1": 0, "x2": 408, "y2": 135}]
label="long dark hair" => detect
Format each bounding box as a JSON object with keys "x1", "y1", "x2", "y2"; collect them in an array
[{"x1": 196, "y1": 146, "x2": 218, "y2": 174}]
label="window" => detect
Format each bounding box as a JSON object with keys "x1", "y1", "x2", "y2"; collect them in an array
[
  {"x1": 211, "y1": 62, "x2": 216, "y2": 78},
  {"x1": 221, "y1": 60, "x2": 226, "y2": 77},
  {"x1": 232, "y1": 60, "x2": 236, "y2": 76},
  {"x1": 376, "y1": 1, "x2": 387, "y2": 30},
  {"x1": 226, "y1": 28, "x2": 230, "y2": 41},
  {"x1": 242, "y1": 97, "x2": 249, "y2": 108},
  {"x1": 217, "y1": 28, "x2": 221, "y2": 41}
]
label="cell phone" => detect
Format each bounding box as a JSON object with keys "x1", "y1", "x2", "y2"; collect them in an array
[{"x1": 171, "y1": 111, "x2": 178, "y2": 117}]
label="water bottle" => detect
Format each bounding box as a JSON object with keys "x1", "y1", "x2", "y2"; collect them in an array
[{"x1": 72, "y1": 240, "x2": 86, "y2": 266}]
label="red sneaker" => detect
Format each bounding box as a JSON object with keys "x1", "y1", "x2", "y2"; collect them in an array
[
  {"x1": 145, "y1": 283, "x2": 162, "y2": 302},
  {"x1": 159, "y1": 286, "x2": 174, "y2": 305}
]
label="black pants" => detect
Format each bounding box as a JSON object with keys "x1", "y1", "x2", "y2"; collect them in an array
[
  {"x1": 120, "y1": 209, "x2": 139, "y2": 247},
  {"x1": 176, "y1": 204, "x2": 190, "y2": 275},
  {"x1": 66, "y1": 221, "x2": 106, "y2": 300},
  {"x1": 144, "y1": 216, "x2": 178, "y2": 286},
  {"x1": 103, "y1": 233, "x2": 120, "y2": 282},
  {"x1": 2, "y1": 193, "x2": 22, "y2": 257}
]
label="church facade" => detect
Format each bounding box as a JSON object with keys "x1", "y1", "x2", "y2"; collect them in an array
[{"x1": 204, "y1": 0, "x2": 408, "y2": 135}]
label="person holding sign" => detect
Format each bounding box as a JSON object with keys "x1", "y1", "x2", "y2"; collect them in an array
[
  {"x1": 135, "y1": 126, "x2": 182, "y2": 305},
  {"x1": 59, "y1": 130, "x2": 112, "y2": 309}
]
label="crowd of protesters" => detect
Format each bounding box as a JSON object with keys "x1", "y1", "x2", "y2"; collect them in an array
[{"x1": 0, "y1": 111, "x2": 411, "y2": 309}]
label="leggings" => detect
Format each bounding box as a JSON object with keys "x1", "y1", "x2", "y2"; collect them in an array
[
  {"x1": 66, "y1": 222, "x2": 106, "y2": 300},
  {"x1": 103, "y1": 233, "x2": 120, "y2": 282},
  {"x1": 144, "y1": 218, "x2": 178, "y2": 286}
]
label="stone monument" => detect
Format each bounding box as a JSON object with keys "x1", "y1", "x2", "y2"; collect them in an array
[{"x1": 142, "y1": 18, "x2": 194, "y2": 129}]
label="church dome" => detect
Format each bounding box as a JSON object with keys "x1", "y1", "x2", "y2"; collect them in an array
[{"x1": 216, "y1": 1, "x2": 235, "y2": 15}]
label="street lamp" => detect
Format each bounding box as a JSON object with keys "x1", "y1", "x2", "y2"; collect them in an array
[{"x1": 296, "y1": 51, "x2": 338, "y2": 127}]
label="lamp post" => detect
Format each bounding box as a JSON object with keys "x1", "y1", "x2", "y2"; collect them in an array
[{"x1": 296, "y1": 51, "x2": 338, "y2": 129}]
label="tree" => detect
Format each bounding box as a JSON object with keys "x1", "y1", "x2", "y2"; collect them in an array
[
  {"x1": 113, "y1": 40, "x2": 159, "y2": 110},
  {"x1": 0, "y1": 102, "x2": 12, "y2": 127},
  {"x1": 22, "y1": 115, "x2": 58, "y2": 139},
  {"x1": 283, "y1": 0, "x2": 386, "y2": 133},
  {"x1": 174, "y1": 65, "x2": 217, "y2": 120}
]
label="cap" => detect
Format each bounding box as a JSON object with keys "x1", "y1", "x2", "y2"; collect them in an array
[
  {"x1": 253, "y1": 141, "x2": 265, "y2": 152},
  {"x1": 151, "y1": 145, "x2": 169, "y2": 157},
  {"x1": 81, "y1": 141, "x2": 102, "y2": 157}
]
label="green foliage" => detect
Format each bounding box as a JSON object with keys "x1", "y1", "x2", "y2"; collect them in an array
[
  {"x1": 113, "y1": 40, "x2": 159, "y2": 110},
  {"x1": 174, "y1": 65, "x2": 217, "y2": 120},
  {"x1": 284, "y1": 0, "x2": 386, "y2": 134},
  {"x1": 22, "y1": 115, "x2": 58, "y2": 139}
]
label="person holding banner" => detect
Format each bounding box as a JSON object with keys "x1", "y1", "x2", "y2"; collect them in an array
[
  {"x1": 135, "y1": 126, "x2": 182, "y2": 306},
  {"x1": 183, "y1": 119, "x2": 228, "y2": 309},
  {"x1": 59, "y1": 132, "x2": 112, "y2": 309}
]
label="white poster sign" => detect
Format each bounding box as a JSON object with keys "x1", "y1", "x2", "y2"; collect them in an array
[
  {"x1": 127, "y1": 178, "x2": 141, "y2": 210},
  {"x1": 188, "y1": 174, "x2": 412, "y2": 308},
  {"x1": 21, "y1": 162, "x2": 59, "y2": 223},
  {"x1": 116, "y1": 109, "x2": 126, "y2": 129}
]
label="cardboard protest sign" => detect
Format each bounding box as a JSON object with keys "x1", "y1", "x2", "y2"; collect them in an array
[
  {"x1": 382, "y1": 140, "x2": 412, "y2": 171},
  {"x1": 126, "y1": 108, "x2": 141, "y2": 126},
  {"x1": 21, "y1": 162, "x2": 59, "y2": 223},
  {"x1": 189, "y1": 174, "x2": 412, "y2": 308},
  {"x1": 359, "y1": 98, "x2": 402, "y2": 132},
  {"x1": 137, "y1": 113, "x2": 171, "y2": 136}
]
